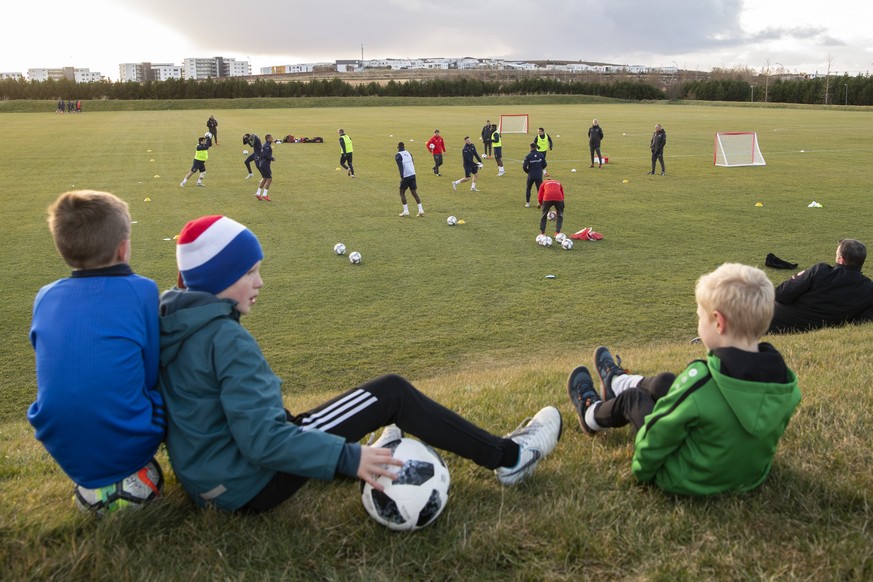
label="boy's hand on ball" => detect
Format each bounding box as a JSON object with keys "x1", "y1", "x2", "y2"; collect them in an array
[{"x1": 358, "y1": 446, "x2": 404, "y2": 490}]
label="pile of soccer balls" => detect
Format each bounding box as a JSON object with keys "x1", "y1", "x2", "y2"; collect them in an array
[
  {"x1": 361, "y1": 437, "x2": 450, "y2": 531},
  {"x1": 537, "y1": 233, "x2": 573, "y2": 250}
]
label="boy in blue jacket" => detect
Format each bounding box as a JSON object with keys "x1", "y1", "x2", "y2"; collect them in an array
[
  {"x1": 159, "y1": 215, "x2": 561, "y2": 512},
  {"x1": 28, "y1": 190, "x2": 165, "y2": 511}
]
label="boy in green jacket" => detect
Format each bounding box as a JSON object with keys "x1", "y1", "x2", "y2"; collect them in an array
[
  {"x1": 159, "y1": 215, "x2": 561, "y2": 512},
  {"x1": 567, "y1": 263, "x2": 801, "y2": 495}
]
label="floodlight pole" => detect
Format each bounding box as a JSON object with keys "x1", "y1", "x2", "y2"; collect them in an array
[
  {"x1": 751, "y1": 85, "x2": 755, "y2": 103},
  {"x1": 845, "y1": 84, "x2": 848, "y2": 106}
]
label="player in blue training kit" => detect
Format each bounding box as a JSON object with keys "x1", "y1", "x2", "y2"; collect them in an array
[
  {"x1": 243, "y1": 133, "x2": 262, "y2": 179},
  {"x1": 451, "y1": 136, "x2": 484, "y2": 192},
  {"x1": 255, "y1": 135, "x2": 275, "y2": 201},
  {"x1": 522, "y1": 142, "x2": 547, "y2": 207}
]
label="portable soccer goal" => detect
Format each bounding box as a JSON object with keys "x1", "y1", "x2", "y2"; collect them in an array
[
  {"x1": 713, "y1": 132, "x2": 766, "y2": 167},
  {"x1": 498, "y1": 114, "x2": 529, "y2": 134}
]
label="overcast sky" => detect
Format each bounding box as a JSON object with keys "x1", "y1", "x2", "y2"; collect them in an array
[{"x1": 4, "y1": 0, "x2": 870, "y2": 80}]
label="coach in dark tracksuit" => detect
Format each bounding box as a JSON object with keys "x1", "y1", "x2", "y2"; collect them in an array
[
  {"x1": 588, "y1": 119, "x2": 604, "y2": 168},
  {"x1": 522, "y1": 142, "x2": 547, "y2": 207},
  {"x1": 648, "y1": 123, "x2": 666, "y2": 175},
  {"x1": 769, "y1": 239, "x2": 873, "y2": 333},
  {"x1": 243, "y1": 133, "x2": 262, "y2": 178}
]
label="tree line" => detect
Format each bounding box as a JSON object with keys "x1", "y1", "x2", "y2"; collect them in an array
[{"x1": 1, "y1": 74, "x2": 871, "y2": 105}]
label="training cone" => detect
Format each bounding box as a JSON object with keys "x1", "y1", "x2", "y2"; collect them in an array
[
  {"x1": 457, "y1": 219, "x2": 466, "y2": 224},
  {"x1": 144, "y1": 197, "x2": 151, "y2": 202},
  {"x1": 173, "y1": 234, "x2": 179, "y2": 240},
  {"x1": 147, "y1": 149, "x2": 152, "y2": 153},
  {"x1": 622, "y1": 179, "x2": 629, "y2": 183},
  {"x1": 571, "y1": 169, "x2": 577, "y2": 172},
  {"x1": 150, "y1": 159, "x2": 155, "y2": 162},
  {"x1": 755, "y1": 202, "x2": 763, "y2": 207},
  {"x1": 154, "y1": 175, "x2": 160, "y2": 178}
]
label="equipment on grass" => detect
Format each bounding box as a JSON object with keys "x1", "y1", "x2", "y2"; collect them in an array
[
  {"x1": 349, "y1": 251, "x2": 362, "y2": 264},
  {"x1": 547, "y1": 210, "x2": 557, "y2": 221},
  {"x1": 555, "y1": 233, "x2": 567, "y2": 243},
  {"x1": 205, "y1": 132, "x2": 212, "y2": 139},
  {"x1": 561, "y1": 238, "x2": 574, "y2": 250},
  {"x1": 74, "y1": 460, "x2": 163, "y2": 515},
  {"x1": 447, "y1": 216, "x2": 458, "y2": 226},
  {"x1": 243, "y1": 149, "x2": 249, "y2": 155},
  {"x1": 497, "y1": 114, "x2": 529, "y2": 134},
  {"x1": 361, "y1": 438, "x2": 450, "y2": 531},
  {"x1": 713, "y1": 132, "x2": 766, "y2": 167},
  {"x1": 334, "y1": 243, "x2": 346, "y2": 256},
  {"x1": 541, "y1": 236, "x2": 553, "y2": 247}
]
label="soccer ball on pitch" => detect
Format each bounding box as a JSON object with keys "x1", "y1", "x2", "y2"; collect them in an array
[
  {"x1": 555, "y1": 233, "x2": 567, "y2": 243},
  {"x1": 242, "y1": 149, "x2": 249, "y2": 155},
  {"x1": 361, "y1": 437, "x2": 450, "y2": 531},
  {"x1": 334, "y1": 243, "x2": 346, "y2": 255},
  {"x1": 205, "y1": 132, "x2": 212, "y2": 139},
  {"x1": 547, "y1": 210, "x2": 557, "y2": 221},
  {"x1": 561, "y1": 237, "x2": 574, "y2": 250},
  {"x1": 446, "y1": 216, "x2": 458, "y2": 226},
  {"x1": 535, "y1": 234, "x2": 545, "y2": 245},
  {"x1": 74, "y1": 460, "x2": 163, "y2": 515},
  {"x1": 542, "y1": 236, "x2": 554, "y2": 247},
  {"x1": 349, "y1": 251, "x2": 362, "y2": 264}
]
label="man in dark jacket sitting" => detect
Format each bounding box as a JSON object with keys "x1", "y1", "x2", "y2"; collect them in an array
[{"x1": 769, "y1": 239, "x2": 873, "y2": 333}]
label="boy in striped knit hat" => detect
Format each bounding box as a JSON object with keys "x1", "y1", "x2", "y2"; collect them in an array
[{"x1": 159, "y1": 215, "x2": 562, "y2": 512}]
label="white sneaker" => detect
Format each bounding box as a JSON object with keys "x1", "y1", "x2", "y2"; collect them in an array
[
  {"x1": 399, "y1": 211, "x2": 410, "y2": 217},
  {"x1": 525, "y1": 202, "x2": 531, "y2": 208},
  {"x1": 495, "y1": 406, "x2": 562, "y2": 486},
  {"x1": 370, "y1": 424, "x2": 403, "y2": 448},
  {"x1": 245, "y1": 173, "x2": 253, "y2": 180},
  {"x1": 451, "y1": 181, "x2": 457, "y2": 191},
  {"x1": 180, "y1": 182, "x2": 185, "y2": 188},
  {"x1": 471, "y1": 187, "x2": 480, "y2": 192},
  {"x1": 417, "y1": 211, "x2": 425, "y2": 217},
  {"x1": 497, "y1": 170, "x2": 505, "y2": 176}
]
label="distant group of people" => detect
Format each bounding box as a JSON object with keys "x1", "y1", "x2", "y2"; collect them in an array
[{"x1": 55, "y1": 99, "x2": 81, "y2": 113}]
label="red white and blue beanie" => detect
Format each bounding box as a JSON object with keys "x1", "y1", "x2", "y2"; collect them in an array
[{"x1": 176, "y1": 215, "x2": 263, "y2": 294}]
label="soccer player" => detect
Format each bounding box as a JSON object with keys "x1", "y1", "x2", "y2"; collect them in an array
[
  {"x1": 425, "y1": 129, "x2": 446, "y2": 176},
  {"x1": 648, "y1": 123, "x2": 667, "y2": 175},
  {"x1": 588, "y1": 119, "x2": 604, "y2": 168},
  {"x1": 491, "y1": 127, "x2": 505, "y2": 176},
  {"x1": 207, "y1": 115, "x2": 219, "y2": 145},
  {"x1": 255, "y1": 135, "x2": 275, "y2": 202},
  {"x1": 338, "y1": 128, "x2": 355, "y2": 177},
  {"x1": 538, "y1": 178, "x2": 565, "y2": 237},
  {"x1": 522, "y1": 142, "x2": 547, "y2": 207},
  {"x1": 395, "y1": 142, "x2": 424, "y2": 217},
  {"x1": 243, "y1": 133, "x2": 262, "y2": 179},
  {"x1": 180, "y1": 136, "x2": 210, "y2": 188},
  {"x1": 481, "y1": 119, "x2": 494, "y2": 158},
  {"x1": 451, "y1": 136, "x2": 484, "y2": 192},
  {"x1": 535, "y1": 127, "x2": 554, "y2": 176}
]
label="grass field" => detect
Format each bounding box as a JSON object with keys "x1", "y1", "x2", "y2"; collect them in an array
[{"x1": 1, "y1": 99, "x2": 872, "y2": 580}]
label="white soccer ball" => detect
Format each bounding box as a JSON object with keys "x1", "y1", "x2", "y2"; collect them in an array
[
  {"x1": 536, "y1": 234, "x2": 546, "y2": 245},
  {"x1": 542, "y1": 236, "x2": 553, "y2": 247},
  {"x1": 349, "y1": 251, "x2": 362, "y2": 264},
  {"x1": 74, "y1": 460, "x2": 163, "y2": 515},
  {"x1": 429, "y1": 143, "x2": 435, "y2": 150},
  {"x1": 205, "y1": 132, "x2": 212, "y2": 139},
  {"x1": 334, "y1": 243, "x2": 346, "y2": 256},
  {"x1": 447, "y1": 216, "x2": 458, "y2": 226},
  {"x1": 242, "y1": 149, "x2": 249, "y2": 155},
  {"x1": 555, "y1": 233, "x2": 567, "y2": 243},
  {"x1": 361, "y1": 437, "x2": 450, "y2": 531},
  {"x1": 547, "y1": 210, "x2": 557, "y2": 221},
  {"x1": 561, "y1": 237, "x2": 574, "y2": 250}
]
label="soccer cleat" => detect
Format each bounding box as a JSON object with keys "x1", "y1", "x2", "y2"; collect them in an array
[
  {"x1": 495, "y1": 406, "x2": 562, "y2": 486},
  {"x1": 647, "y1": 171, "x2": 655, "y2": 175},
  {"x1": 436, "y1": 173, "x2": 441, "y2": 177},
  {"x1": 594, "y1": 346, "x2": 626, "y2": 401},
  {"x1": 471, "y1": 187, "x2": 480, "y2": 192},
  {"x1": 589, "y1": 164, "x2": 595, "y2": 168},
  {"x1": 399, "y1": 211, "x2": 410, "y2": 217},
  {"x1": 566, "y1": 366, "x2": 600, "y2": 435},
  {"x1": 261, "y1": 195, "x2": 272, "y2": 202},
  {"x1": 525, "y1": 202, "x2": 531, "y2": 208},
  {"x1": 370, "y1": 424, "x2": 403, "y2": 448},
  {"x1": 497, "y1": 170, "x2": 505, "y2": 176},
  {"x1": 255, "y1": 194, "x2": 262, "y2": 201},
  {"x1": 417, "y1": 211, "x2": 425, "y2": 217},
  {"x1": 179, "y1": 182, "x2": 185, "y2": 188},
  {"x1": 196, "y1": 183, "x2": 205, "y2": 187},
  {"x1": 599, "y1": 164, "x2": 602, "y2": 168},
  {"x1": 661, "y1": 172, "x2": 666, "y2": 176},
  {"x1": 245, "y1": 173, "x2": 253, "y2": 180},
  {"x1": 451, "y1": 181, "x2": 457, "y2": 191}
]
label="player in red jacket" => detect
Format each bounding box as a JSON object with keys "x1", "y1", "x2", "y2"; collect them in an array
[
  {"x1": 425, "y1": 129, "x2": 447, "y2": 176},
  {"x1": 537, "y1": 179, "x2": 565, "y2": 236}
]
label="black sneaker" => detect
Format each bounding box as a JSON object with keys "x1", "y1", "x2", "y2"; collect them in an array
[
  {"x1": 566, "y1": 366, "x2": 600, "y2": 435},
  {"x1": 594, "y1": 346, "x2": 626, "y2": 401},
  {"x1": 647, "y1": 171, "x2": 655, "y2": 175}
]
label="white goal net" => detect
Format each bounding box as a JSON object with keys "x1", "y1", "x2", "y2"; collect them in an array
[
  {"x1": 714, "y1": 132, "x2": 766, "y2": 167},
  {"x1": 498, "y1": 114, "x2": 529, "y2": 134}
]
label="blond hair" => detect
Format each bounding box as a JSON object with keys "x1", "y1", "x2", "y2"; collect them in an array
[
  {"x1": 695, "y1": 263, "x2": 774, "y2": 340},
  {"x1": 47, "y1": 190, "x2": 131, "y2": 269}
]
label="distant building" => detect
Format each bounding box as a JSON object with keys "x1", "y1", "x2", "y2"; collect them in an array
[
  {"x1": 119, "y1": 62, "x2": 184, "y2": 82},
  {"x1": 27, "y1": 67, "x2": 103, "y2": 82},
  {"x1": 0, "y1": 72, "x2": 23, "y2": 80},
  {"x1": 183, "y1": 57, "x2": 251, "y2": 80}
]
